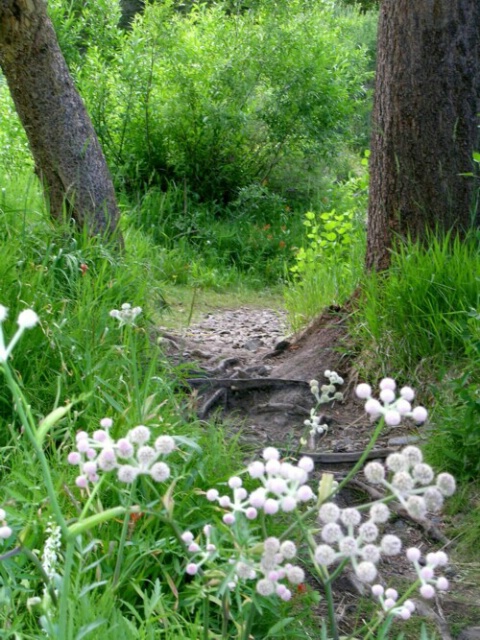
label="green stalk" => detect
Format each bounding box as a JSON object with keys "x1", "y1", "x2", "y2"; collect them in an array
[
  {"x1": 330, "y1": 417, "x2": 386, "y2": 498},
  {"x1": 324, "y1": 578, "x2": 339, "y2": 640},
  {"x1": 21, "y1": 545, "x2": 59, "y2": 607},
  {"x1": 203, "y1": 594, "x2": 210, "y2": 640},
  {"x1": 112, "y1": 480, "x2": 137, "y2": 589},
  {"x1": 2, "y1": 363, "x2": 69, "y2": 537},
  {"x1": 58, "y1": 539, "x2": 75, "y2": 639}
]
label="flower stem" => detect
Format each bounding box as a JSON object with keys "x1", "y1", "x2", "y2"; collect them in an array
[
  {"x1": 1, "y1": 363, "x2": 69, "y2": 538},
  {"x1": 112, "y1": 481, "x2": 137, "y2": 589},
  {"x1": 58, "y1": 539, "x2": 75, "y2": 639}
]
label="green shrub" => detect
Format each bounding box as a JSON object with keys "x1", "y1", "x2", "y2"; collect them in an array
[
  {"x1": 285, "y1": 166, "x2": 368, "y2": 330},
  {"x1": 62, "y1": 0, "x2": 373, "y2": 204}
]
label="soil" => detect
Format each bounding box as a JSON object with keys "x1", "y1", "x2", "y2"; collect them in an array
[{"x1": 158, "y1": 304, "x2": 480, "y2": 639}]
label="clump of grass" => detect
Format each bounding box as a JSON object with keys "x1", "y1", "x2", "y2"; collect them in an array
[{"x1": 354, "y1": 229, "x2": 480, "y2": 376}]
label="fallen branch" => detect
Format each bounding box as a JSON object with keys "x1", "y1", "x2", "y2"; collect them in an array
[
  {"x1": 349, "y1": 478, "x2": 450, "y2": 544},
  {"x1": 186, "y1": 377, "x2": 310, "y2": 391}
]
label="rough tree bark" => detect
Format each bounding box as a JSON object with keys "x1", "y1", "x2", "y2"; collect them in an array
[
  {"x1": 366, "y1": 0, "x2": 480, "y2": 271},
  {"x1": 0, "y1": 0, "x2": 121, "y2": 237}
]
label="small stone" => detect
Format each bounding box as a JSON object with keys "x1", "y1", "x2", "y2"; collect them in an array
[
  {"x1": 244, "y1": 338, "x2": 265, "y2": 351},
  {"x1": 387, "y1": 436, "x2": 420, "y2": 447},
  {"x1": 458, "y1": 628, "x2": 480, "y2": 640}
]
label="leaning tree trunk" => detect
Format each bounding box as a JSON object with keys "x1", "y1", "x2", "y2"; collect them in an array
[
  {"x1": 366, "y1": 0, "x2": 480, "y2": 271},
  {"x1": 0, "y1": 0, "x2": 121, "y2": 238}
]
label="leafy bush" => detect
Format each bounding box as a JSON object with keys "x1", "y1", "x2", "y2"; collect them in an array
[
  {"x1": 285, "y1": 165, "x2": 368, "y2": 330},
  {"x1": 56, "y1": 0, "x2": 374, "y2": 204}
]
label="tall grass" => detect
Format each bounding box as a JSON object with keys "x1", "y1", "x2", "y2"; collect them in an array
[{"x1": 354, "y1": 230, "x2": 480, "y2": 376}]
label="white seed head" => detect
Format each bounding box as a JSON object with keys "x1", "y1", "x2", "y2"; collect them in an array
[
  {"x1": 364, "y1": 462, "x2": 385, "y2": 484},
  {"x1": 338, "y1": 536, "x2": 358, "y2": 556},
  {"x1": 436, "y1": 473, "x2": 456, "y2": 496},
  {"x1": 321, "y1": 522, "x2": 343, "y2": 544},
  {"x1": 341, "y1": 508, "x2": 361, "y2": 527},
  {"x1": 319, "y1": 502, "x2": 341, "y2": 523},
  {"x1": 384, "y1": 410, "x2": 401, "y2": 426},
  {"x1": 391, "y1": 471, "x2": 415, "y2": 494},
  {"x1": 137, "y1": 445, "x2": 157, "y2": 467},
  {"x1": 412, "y1": 406, "x2": 428, "y2": 423},
  {"x1": 128, "y1": 425, "x2": 151, "y2": 445},
  {"x1": 355, "y1": 561, "x2": 377, "y2": 583},
  {"x1": 424, "y1": 487, "x2": 444, "y2": 512},
  {"x1": 369, "y1": 502, "x2": 390, "y2": 523},
  {"x1": 17, "y1": 309, "x2": 39, "y2": 329},
  {"x1": 0, "y1": 305, "x2": 8, "y2": 322},
  {"x1": 380, "y1": 389, "x2": 396, "y2": 404},
  {"x1": 386, "y1": 453, "x2": 408, "y2": 473},
  {"x1": 298, "y1": 456, "x2": 314, "y2": 473},
  {"x1": 262, "y1": 447, "x2": 280, "y2": 461},
  {"x1": 365, "y1": 398, "x2": 382, "y2": 417},
  {"x1": 314, "y1": 544, "x2": 336, "y2": 566},
  {"x1": 381, "y1": 535, "x2": 402, "y2": 556},
  {"x1": 256, "y1": 578, "x2": 275, "y2": 596},
  {"x1": 263, "y1": 537, "x2": 280, "y2": 554},
  {"x1": 412, "y1": 463, "x2": 434, "y2": 485},
  {"x1": 117, "y1": 464, "x2": 139, "y2": 483},
  {"x1": 356, "y1": 383, "x2": 372, "y2": 399},
  {"x1": 406, "y1": 495, "x2": 427, "y2": 519},
  {"x1": 401, "y1": 446, "x2": 423, "y2": 466},
  {"x1": 406, "y1": 547, "x2": 422, "y2": 563},
  {"x1": 358, "y1": 521, "x2": 379, "y2": 543},
  {"x1": 248, "y1": 461, "x2": 265, "y2": 478},
  {"x1": 361, "y1": 544, "x2": 381, "y2": 563},
  {"x1": 150, "y1": 462, "x2": 170, "y2": 482},
  {"x1": 280, "y1": 540, "x2": 297, "y2": 559},
  {"x1": 400, "y1": 386, "x2": 415, "y2": 401},
  {"x1": 154, "y1": 435, "x2": 175, "y2": 455},
  {"x1": 379, "y1": 378, "x2": 396, "y2": 391},
  {"x1": 286, "y1": 565, "x2": 305, "y2": 584}
]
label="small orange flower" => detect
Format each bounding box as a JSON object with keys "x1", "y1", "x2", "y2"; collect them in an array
[{"x1": 80, "y1": 263, "x2": 88, "y2": 276}]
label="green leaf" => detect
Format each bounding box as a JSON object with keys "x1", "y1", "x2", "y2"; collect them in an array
[{"x1": 264, "y1": 617, "x2": 296, "y2": 637}]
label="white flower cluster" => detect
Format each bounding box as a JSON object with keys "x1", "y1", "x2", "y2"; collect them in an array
[
  {"x1": 206, "y1": 447, "x2": 315, "y2": 524},
  {"x1": 67, "y1": 418, "x2": 176, "y2": 487},
  {"x1": 0, "y1": 507, "x2": 12, "y2": 540},
  {"x1": 310, "y1": 370, "x2": 344, "y2": 406},
  {"x1": 182, "y1": 530, "x2": 304, "y2": 602},
  {"x1": 406, "y1": 547, "x2": 449, "y2": 599},
  {"x1": 355, "y1": 378, "x2": 428, "y2": 426},
  {"x1": 314, "y1": 502, "x2": 402, "y2": 584},
  {"x1": 304, "y1": 407, "x2": 329, "y2": 440},
  {"x1": 240, "y1": 537, "x2": 304, "y2": 601},
  {"x1": 364, "y1": 446, "x2": 456, "y2": 518},
  {"x1": 0, "y1": 304, "x2": 39, "y2": 363},
  {"x1": 371, "y1": 585, "x2": 416, "y2": 620},
  {"x1": 109, "y1": 303, "x2": 142, "y2": 327},
  {"x1": 181, "y1": 525, "x2": 217, "y2": 576},
  {"x1": 42, "y1": 520, "x2": 62, "y2": 583}
]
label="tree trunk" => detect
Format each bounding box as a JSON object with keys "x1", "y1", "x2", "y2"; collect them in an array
[
  {"x1": 0, "y1": 0, "x2": 121, "y2": 238},
  {"x1": 118, "y1": 0, "x2": 145, "y2": 29},
  {"x1": 366, "y1": 0, "x2": 480, "y2": 271}
]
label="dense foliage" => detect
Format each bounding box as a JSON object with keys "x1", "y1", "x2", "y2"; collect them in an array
[{"x1": 49, "y1": 0, "x2": 375, "y2": 204}]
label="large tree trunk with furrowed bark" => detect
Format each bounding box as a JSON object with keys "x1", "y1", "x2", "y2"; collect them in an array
[
  {"x1": 0, "y1": 0, "x2": 121, "y2": 238},
  {"x1": 366, "y1": 0, "x2": 480, "y2": 271}
]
